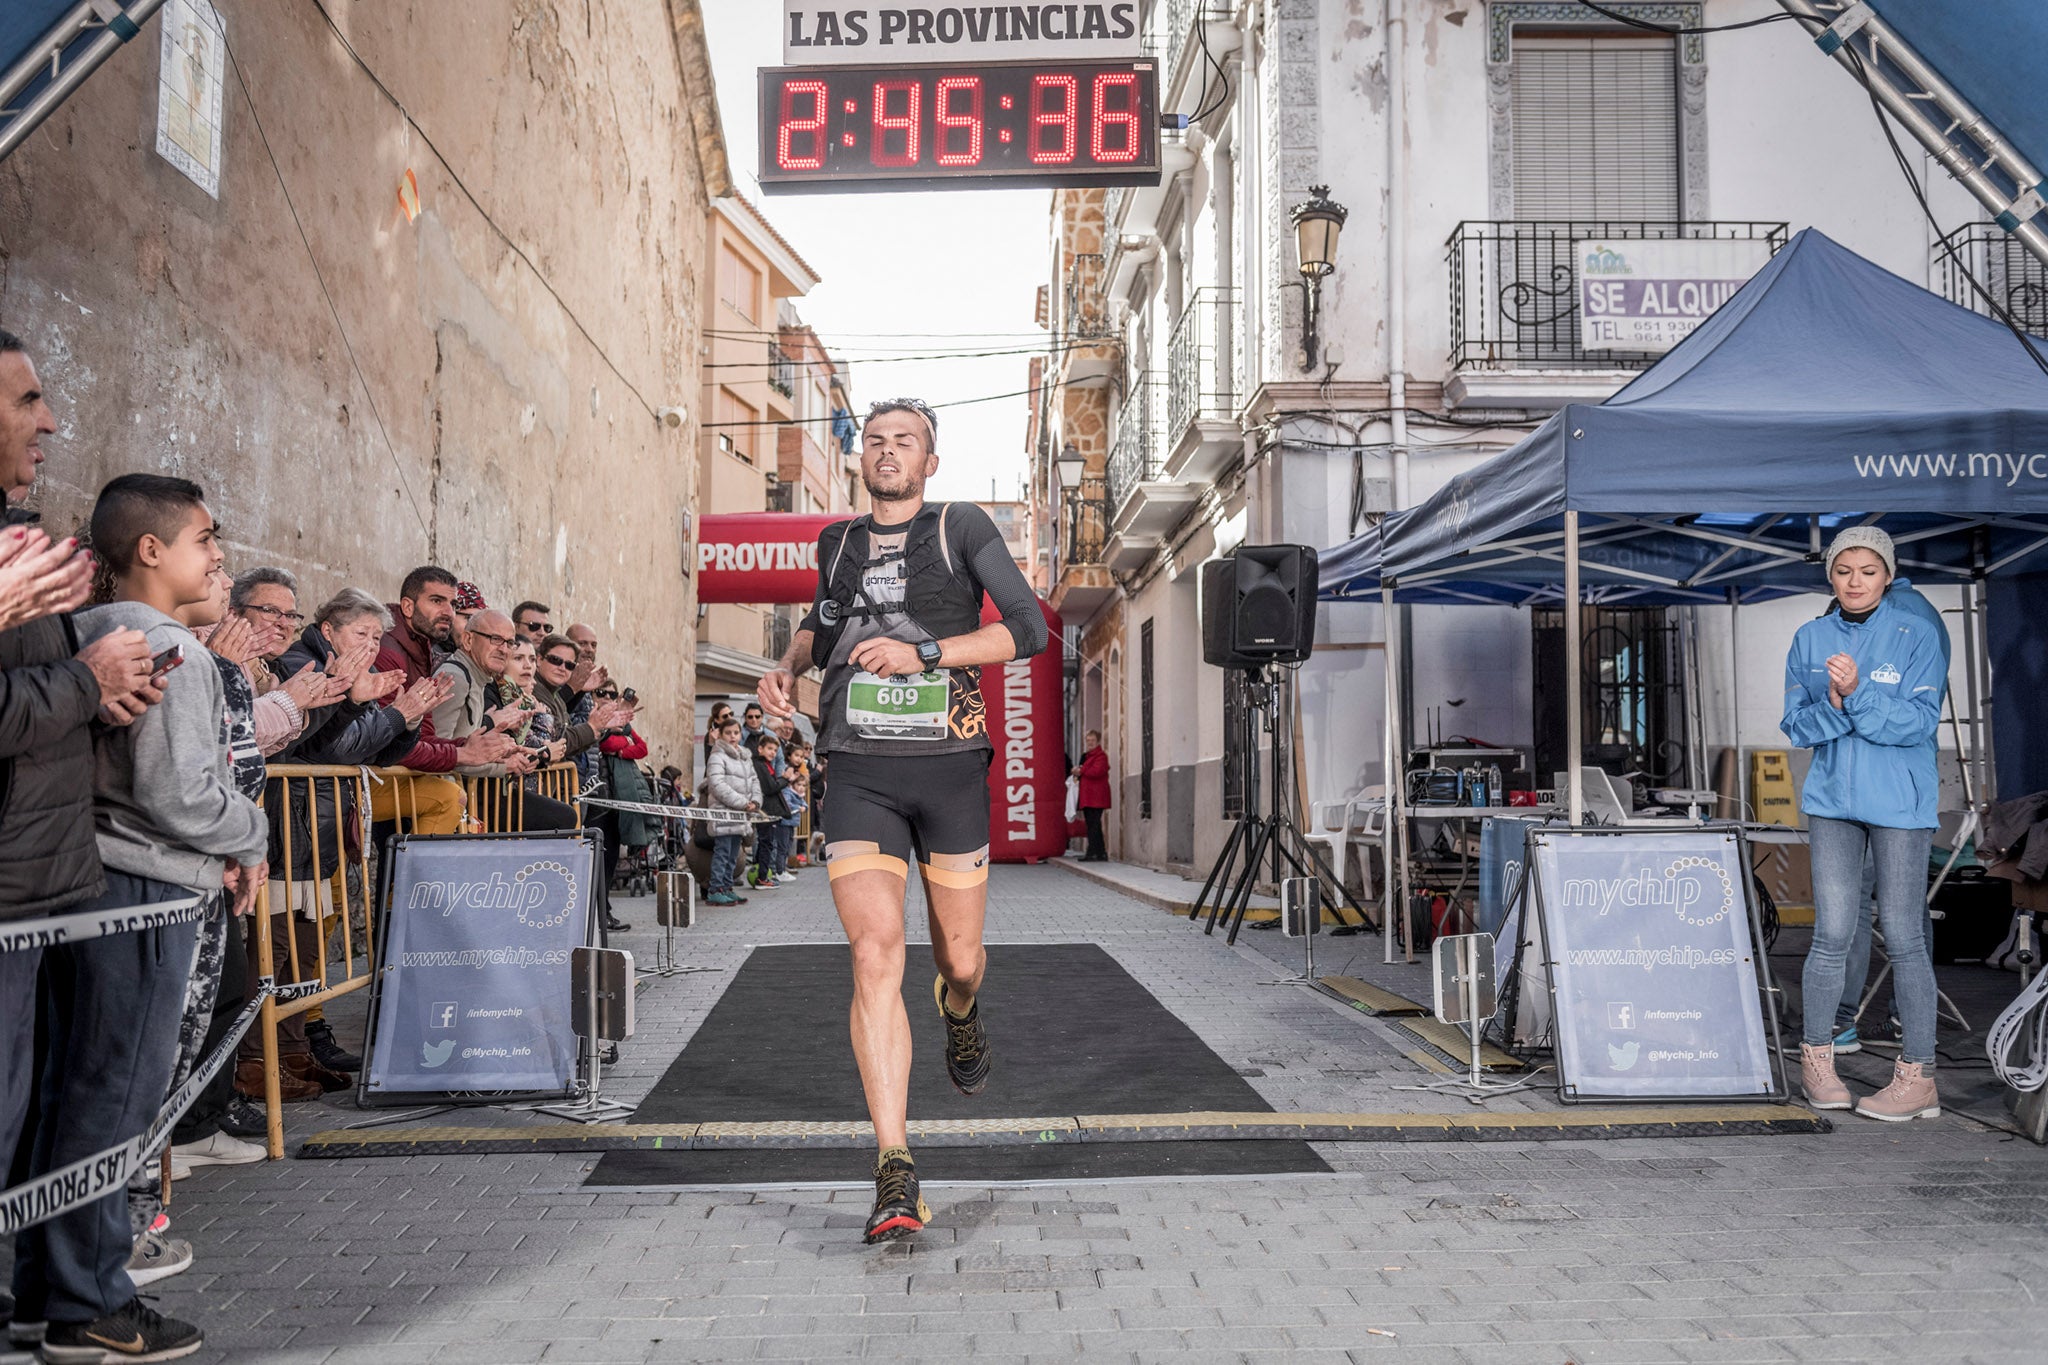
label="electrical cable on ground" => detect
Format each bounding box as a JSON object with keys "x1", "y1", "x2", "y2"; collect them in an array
[{"x1": 1986, "y1": 961, "x2": 2048, "y2": 1093}]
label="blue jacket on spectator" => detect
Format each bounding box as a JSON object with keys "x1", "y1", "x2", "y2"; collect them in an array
[{"x1": 1781, "y1": 590, "x2": 1948, "y2": 830}]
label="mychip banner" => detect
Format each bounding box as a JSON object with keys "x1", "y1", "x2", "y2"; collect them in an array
[
  {"x1": 1530, "y1": 828, "x2": 1779, "y2": 1101},
  {"x1": 362, "y1": 833, "x2": 598, "y2": 1102}
]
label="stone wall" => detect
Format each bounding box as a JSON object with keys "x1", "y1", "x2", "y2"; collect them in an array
[{"x1": 0, "y1": 0, "x2": 727, "y2": 772}]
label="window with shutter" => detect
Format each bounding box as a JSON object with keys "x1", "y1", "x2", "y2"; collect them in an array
[{"x1": 1512, "y1": 35, "x2": 1679, "y2": 221}]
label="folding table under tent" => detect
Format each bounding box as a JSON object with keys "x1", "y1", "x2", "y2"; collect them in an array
[{"x1": 1319, "y1": 228, "x2": 2048, "y2": 960}]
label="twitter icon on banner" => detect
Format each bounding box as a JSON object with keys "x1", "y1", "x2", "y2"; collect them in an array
[
  {"x1": 421, "y1": 1039, "x2": 456, "y2": 1069},
  {"x1": 1608, "y1": 1040, "x2": 1640, "y2": 1071}
]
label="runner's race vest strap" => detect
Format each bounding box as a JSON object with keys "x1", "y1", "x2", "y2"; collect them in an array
[{"x1": 808, "y1": 504, "x2": 983, "y2": 668}]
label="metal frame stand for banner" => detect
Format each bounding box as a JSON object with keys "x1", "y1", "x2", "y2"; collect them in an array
[
  {"x1": 1190, "y1": 665, "x2": 1372, "y2": 945},
  {"x1": 537, "y1": 946, "x2": 637, "y2": 1124},
  {"x1": 1530, "y1": 825, "x2": 1793, "y2": 1105}
]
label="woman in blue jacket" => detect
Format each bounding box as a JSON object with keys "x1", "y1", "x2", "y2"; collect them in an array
[{"x1": 1781, "y1": 526, "x2": 1947, "y2": 1121}]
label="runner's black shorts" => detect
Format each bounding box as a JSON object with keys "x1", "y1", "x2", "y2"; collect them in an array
[{"x1": 820, "y1": 750, "x2": 992, "y2": 889}]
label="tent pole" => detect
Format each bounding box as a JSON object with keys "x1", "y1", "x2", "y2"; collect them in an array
[
  {"x1": 1385, "y1": 583, "x2": 1413, "y2": 963},
  {"x1": 1382, "y1": 584, "x2": 1399, "y2": 964},
  {"x1": 1977, "y1": 584, "x2": 1996, "y2": 804},
  {"x1": 1729, "y1": 586, "x2": 1745, "y2": 820},
  {"x1": 1565, "y1": 512, "x2": 1584, "y2": 826}
]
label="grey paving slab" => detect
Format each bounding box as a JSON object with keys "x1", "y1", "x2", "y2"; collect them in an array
[{"x1": 3, "y1": 863, "x2": 2040, "y2": 1364}]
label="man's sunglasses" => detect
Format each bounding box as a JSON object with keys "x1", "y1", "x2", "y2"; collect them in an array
[{"x1": 542, "y1": 652, "x2": 576, "y2": 669}]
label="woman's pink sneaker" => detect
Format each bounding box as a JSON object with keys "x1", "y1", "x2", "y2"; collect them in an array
[
  {"x1": 1799, "y1": 1043, "x2": 1851, "y2": 1110},
  {"x1": 1855, "y1": 1060, "x2": 1940, "y2": 1122}
]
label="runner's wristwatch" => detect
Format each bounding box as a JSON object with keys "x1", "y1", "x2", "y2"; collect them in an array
[{"x1": 917, "y1": 639, "x2": 943, "y2": 670}]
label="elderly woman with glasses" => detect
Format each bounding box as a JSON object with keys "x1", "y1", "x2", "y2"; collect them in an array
[{"x1": 536, "y1": 634, "x2": 636, "y2": 930}]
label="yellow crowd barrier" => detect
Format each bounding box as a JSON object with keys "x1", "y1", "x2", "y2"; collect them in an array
[{"x1": 251, "y1": 763, "x2": 582, "y2": 1157}]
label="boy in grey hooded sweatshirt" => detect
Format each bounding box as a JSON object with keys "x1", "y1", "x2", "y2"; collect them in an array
[{"x1": 10, "y1": 476, "x2": 266, "y2": 1363}]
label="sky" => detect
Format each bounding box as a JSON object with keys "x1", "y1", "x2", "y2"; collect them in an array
[{"x1": 699, "y1": 1, "x2": 1051, "y2": 503}]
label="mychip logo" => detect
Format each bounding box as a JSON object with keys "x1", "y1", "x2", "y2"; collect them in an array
[
  {"x1": 1871, "y1": 663, "x2": 1901, "y2": 686},
  {"x1": 404, "y1": 860, "x2": 578, "y2": 928},
  {"x1": 1558, "y1": 856, "x2": 1735, "y2": 929}
]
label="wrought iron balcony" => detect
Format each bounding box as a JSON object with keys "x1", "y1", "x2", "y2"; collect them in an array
[
  {"x1": 1446, "y1": 221, "x2": 1788, "y2": 371},
  {"x1": 1054, "y1": 478, "x2": 1111, "y2": 582},
  {"x1": 1060, "y1": 252, "x2": 1114, "y2": 344},
  {"x1": 1107, "y1": 374, "x2": 1164, "y2": 513},
  {"x1": 1934, "y1": 223, "x2": 2048, "y2": 334},
  {"x1": 1167, "y1": 286, "x2": 1239, "y2": 444},
  {"x1": 768, "y1": 340, "x2": 796, "y2": 397}
]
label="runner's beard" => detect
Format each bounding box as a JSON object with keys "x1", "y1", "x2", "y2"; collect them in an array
[{"x1": 864, "y1": 467, "x2": 926, "y2": 503}]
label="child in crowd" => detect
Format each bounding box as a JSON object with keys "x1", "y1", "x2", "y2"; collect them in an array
[
  {"x1": 12, "y1": 476, "x2": 267, "y2": 1362},
  {"x1": 747, "y1": 732, "x2": 792, "y2": 890},
  {"x1": 704, "y1": 715, "x2": 761, "y2": 906},
  {"x1": 121, "y1": 568, "x2": 275, "y2": 1284}
]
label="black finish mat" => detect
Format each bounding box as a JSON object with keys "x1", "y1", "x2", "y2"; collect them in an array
[{"x1": 588, "y1": 942, "x2": 1330, "y2": 1185}]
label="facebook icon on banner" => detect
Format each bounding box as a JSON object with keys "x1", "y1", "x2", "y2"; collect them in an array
[
  {"x1": 429, "y1": 1001, "x2": 459, "y2": 1033},
  {"x1": 1608, "y1": 1002, "x2": 1635, "y2": 1030}
]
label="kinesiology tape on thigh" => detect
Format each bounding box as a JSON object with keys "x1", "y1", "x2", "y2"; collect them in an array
[
  {"x1": 920, "y1": 847, "x2": 990, "y2": 890},
  {"x1": 823, "y1": 840, "x2": 909, "y2": 881}
]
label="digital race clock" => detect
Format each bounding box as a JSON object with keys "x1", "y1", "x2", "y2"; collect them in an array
[{"x1": 758, "y1": 59, "x2": 1162, "y2": 193}]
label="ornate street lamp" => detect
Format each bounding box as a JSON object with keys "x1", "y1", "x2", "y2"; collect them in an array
[
  {"x1": 1290, "y1": 185, "x2": 1348, "y2": 371},
  {"x1": 1054, "y1": 440, "x2": 1087, "y2": 491}
]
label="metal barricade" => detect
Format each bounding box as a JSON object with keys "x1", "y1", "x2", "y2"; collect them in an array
[{"x1": 252, "y1": 763, "x2": 581, "y2": 1156}]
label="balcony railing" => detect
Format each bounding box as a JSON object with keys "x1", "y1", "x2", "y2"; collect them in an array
[
  {"x1": 768, "y1": 340, "x2": 796, "y2": 396},
  {"x1": 1107, "y1": 374, "x2": 1164, "y2": 513},
  {"x1": 1167, "y1": 286, "x2": 1239, "y2": 444},
  {"x1": 1446, "y1": 221, "x2": 1789, "y2": 371},
  {"x1": 1055, "y1": 478, "x2": 1111, "y2": 582},
  {"x1": 1934, "y1": 223, "x2": 2048, "y2": 334},
  {"x1": 1060, "y1": 252, "x2": 1113, "y2": 344}
]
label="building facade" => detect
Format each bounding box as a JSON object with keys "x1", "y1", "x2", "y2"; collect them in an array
[
  {"x1": 694, "y1": 192, "x2": 865, "y2": 730},
  {"x1": 0, "y1": 0, "x2": 728, "y2": 774},
  {"x1": 1035, "y1": 0, "x2": 1984, "y2": 876}
]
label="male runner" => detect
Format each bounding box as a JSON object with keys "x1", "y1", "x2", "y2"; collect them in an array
[{"x1": 758, "y1": 398, "x2": 1046, "y2": 1243}]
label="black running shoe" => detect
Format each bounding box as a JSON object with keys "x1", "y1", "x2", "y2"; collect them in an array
[
  {"x1": 39, "y1": 1298, "x2": 201, "y2": 1363},
  {"x1": 863, "y1": 1149, "x2": 932, "y2": 1244},
  {"x1": 933, "y1": 975, "x2": 991, "y2": 1096}
]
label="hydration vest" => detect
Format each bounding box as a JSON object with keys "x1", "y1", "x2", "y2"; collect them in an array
[{"x1": 809, "y1": 503, "x2": 983, "y2": 668}]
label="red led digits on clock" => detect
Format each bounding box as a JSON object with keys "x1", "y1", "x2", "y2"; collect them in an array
[
  {"x1": 777, "y1": 79, "x2": 829, "y2": 171},
  {"x1": 871, "y1": 79, "x2": 921, "y2": 168},
  {"x1": 935, "y1": 76, "x2": 984, "y2": 167},
  {"x1": 1029, "y1": 74, "x2": 1079, "y2": 165},
  {"x1": 1091, "y1": 72, "x2": 1141, "y2": 164}
]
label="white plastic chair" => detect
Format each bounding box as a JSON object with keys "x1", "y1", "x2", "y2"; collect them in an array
[{"x1": 1306, "y1": 786, "x2": 1386, "y2": 899}]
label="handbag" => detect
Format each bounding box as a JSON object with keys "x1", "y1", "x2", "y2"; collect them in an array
[{"x1": 1064, "y1": 773, "x2": 1080, "y2": 823}]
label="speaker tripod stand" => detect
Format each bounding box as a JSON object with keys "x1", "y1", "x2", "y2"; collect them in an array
[{"x1": 1189, "y1": 665, "x2": 1374, "y2": 946}]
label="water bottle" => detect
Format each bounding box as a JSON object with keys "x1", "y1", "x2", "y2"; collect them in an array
[{"x1": 1488, "y1": 764, "x2": 1504, "y2": 807}]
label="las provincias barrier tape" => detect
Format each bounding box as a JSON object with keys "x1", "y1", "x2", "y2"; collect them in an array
[
  {"x1": 0, "y1": 895, "x2": 205, "y2": 954},
  {"x1": 576, "y1": 799, "x2": 773, "y2": 822},
  {"x1": 0, "y1": 973, "x2": 315, "y2": 1236}
]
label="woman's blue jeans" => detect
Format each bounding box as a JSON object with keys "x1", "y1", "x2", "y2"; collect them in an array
[{"x1": 1803, "y1": 815, "x2": 1937, "y2": 1063}]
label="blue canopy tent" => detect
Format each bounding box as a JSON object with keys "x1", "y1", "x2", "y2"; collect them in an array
[{"x1": 1319, "y1": 229, "x2": 2048, "y2": 957}]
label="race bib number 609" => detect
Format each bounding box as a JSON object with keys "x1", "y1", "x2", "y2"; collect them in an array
[{"x1": 846, "y1": 669, "x2": 951, "y2": 741}]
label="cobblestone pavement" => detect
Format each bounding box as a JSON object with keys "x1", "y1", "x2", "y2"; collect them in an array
[{"x1": 90, "y1": 863, "x2": 2048, "y2": 1361}]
